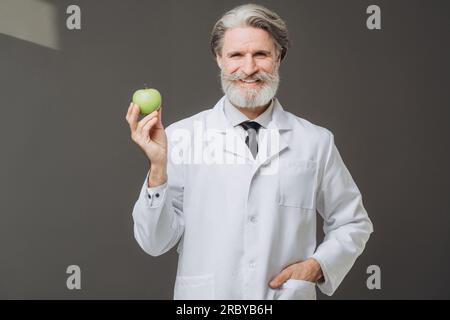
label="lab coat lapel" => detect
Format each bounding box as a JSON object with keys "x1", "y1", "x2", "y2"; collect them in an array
[
  {"x1": 205, "y1": 96, "x2": 253, "y2": 162},
  {"x1": 204, "y1": 97, "x2": 293, "y2": 164},
  {"x1": 254, "y1": 99, "x2": 292, "y2": 169}
]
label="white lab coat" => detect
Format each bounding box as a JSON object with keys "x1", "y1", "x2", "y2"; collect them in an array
[{"x1": 132, "y1": 96, "x2": 373, "y2": 300}]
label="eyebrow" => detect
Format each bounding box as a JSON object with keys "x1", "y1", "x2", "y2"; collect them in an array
[{"x1": 226, "y1": 50, "x2": 272, "y2": 57}]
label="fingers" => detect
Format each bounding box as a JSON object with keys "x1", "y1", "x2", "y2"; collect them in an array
[
  {"x1": 126, "y1": 103, "x2": 140, "y2": 132},
  {"x1": 141, "y1": 117, "x2": 159, "y2": 138},
  {"x1": 269, "y1": 268, "x2": 293, "y2": 289},
  {"x1": 157, "y1": 106, "x2": 163, "y2": 126},
  {"x1": 125, "y1": 102, "x2": 162, "y2": 143},
  {"x1": 126, "y1": 102, "x2": 133, "y2": 119},
  {"x1": 152, "y1": 106, "x2": 164, "y2": 129},
  {"x1": 136, "y1": 109, "x2": 159, "y2": 136}
]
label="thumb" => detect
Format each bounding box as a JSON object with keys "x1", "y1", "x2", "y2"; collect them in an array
[
  {"x1": 269, "y1": 269, "x2": 292, "y2": 289},
  {"x1": 156, "y1": 106, "x2": 164, "y2": 128}
]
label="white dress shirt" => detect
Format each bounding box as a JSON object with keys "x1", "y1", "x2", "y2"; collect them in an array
[{"x1": 223, "y1": 96, "x2": 274, "y2": 148}]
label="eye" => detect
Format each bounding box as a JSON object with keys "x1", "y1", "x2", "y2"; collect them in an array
[
  {"x1": 255, "y1": 52, "x2": 268, "y2": 57},
  {"x1": 230, "y1": 53, "x2": 242, "y2": 58}
]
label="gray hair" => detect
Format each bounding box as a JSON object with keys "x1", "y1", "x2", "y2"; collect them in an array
[{"x1": 210, "y1": 4, "x2": 290, "y2": 61}]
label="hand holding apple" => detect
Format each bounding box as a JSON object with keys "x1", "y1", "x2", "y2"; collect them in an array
[{"x1": 125, "y1": 92, "x2": 167, "y2": 187}]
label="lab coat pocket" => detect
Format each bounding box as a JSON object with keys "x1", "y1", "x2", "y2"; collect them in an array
[
  {"x1": 278, "y1": 159, "x2": 318, "y2": 209},
  {"x1": 275, "y1": 279, "x2": 317, "y2": 300},
  {"x1": 174, "y1": 273, "x2": 215, "y2": 300}
]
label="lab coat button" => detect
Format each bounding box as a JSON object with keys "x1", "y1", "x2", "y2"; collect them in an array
[
  {"x1": 148, "y1": 194, "x2": 152, "y2": 199},
  {"x1": 249, "y1": 216, "x2": 257, "y2": 223},
  {"x1": 249, "y1": 262, "x2": 256, "y2": 269},
  {"x1": 155, "y1": 193, "x2": 160, "y2": 198}
]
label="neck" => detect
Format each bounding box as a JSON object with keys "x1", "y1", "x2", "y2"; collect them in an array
[{"x1": 234, "y1": 100, "x2": 272, "y2": 120}]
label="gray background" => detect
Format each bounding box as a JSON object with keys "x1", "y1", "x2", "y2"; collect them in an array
[{"x1": 1, "y1": 0, "x2": 449, "y2": 299}]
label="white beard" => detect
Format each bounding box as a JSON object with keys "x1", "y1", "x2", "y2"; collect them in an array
[{"x1": 220, "y1": 64, "x2": 280, "y2": 109}]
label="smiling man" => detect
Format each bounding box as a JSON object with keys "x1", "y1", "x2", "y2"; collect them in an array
[{"x1": 126, "y1": 4, "x2": 373, "y2": 300}]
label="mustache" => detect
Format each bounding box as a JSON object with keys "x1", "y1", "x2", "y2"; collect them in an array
[
  {"x1": 220, "y1": 69, "x2": 279, "y2": 95},
  {"x1": 221, "y1": 70, "x2": 277, "y2": 83}
]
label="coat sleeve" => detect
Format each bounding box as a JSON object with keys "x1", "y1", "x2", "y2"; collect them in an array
[
  {"x1": 311, "y1": 130, "x2": 373, "y2": 296},
  {"x1": 131, "y1": 126, "x2": 185, "y2": 257}
]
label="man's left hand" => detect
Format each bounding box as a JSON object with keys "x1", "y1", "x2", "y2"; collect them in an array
[{"x1": 269, "y1": 258, "x2": 324, "y2": 289}]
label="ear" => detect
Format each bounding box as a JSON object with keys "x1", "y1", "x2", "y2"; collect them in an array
[
  {"x1": 216, "y1": 55, "x2": 223, "y2": 69},
  {"x1": 277, "y1": 52, "x2": 283, "y2": 63}
]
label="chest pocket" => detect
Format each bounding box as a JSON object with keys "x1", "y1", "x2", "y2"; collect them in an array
[{"x1": 278, "y1": 159, "x2": 318, "y2": 210}]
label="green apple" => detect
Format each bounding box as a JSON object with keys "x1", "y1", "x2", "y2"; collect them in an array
[{"x1": 132, "y1": 88, "x2": 162, "y2": 114}]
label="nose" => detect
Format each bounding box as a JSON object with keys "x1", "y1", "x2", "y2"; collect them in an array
[{"x1": 241, "y1": 54, "x2": 258, "y2": 77}]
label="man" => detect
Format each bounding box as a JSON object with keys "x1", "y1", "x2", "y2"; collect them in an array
[{"x1": 125, "y1": 4, "x2": 373, "y2": 300}]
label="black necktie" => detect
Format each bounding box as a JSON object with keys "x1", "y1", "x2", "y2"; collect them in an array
[{"x1": 240, "y1": 121, "x2": 262, "y2": 159}]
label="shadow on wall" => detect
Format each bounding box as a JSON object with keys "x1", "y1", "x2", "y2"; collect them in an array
[
  {"x1": 0, "y1": 0, "x2": 62, "y2": 50},
  {"x1": 0, "y1": 0, "x2": 180, "y2": 299}
]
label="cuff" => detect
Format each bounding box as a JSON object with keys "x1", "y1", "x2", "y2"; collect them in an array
[
  {"x1": 310, "y1": 252, "x2": 335, "y2": 296},
  {"x1": 146, "y1": 182, "x2": 168, "y2": 208}
]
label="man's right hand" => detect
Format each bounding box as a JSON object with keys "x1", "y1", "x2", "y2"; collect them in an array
[{"x1": 125, "y1": 103, "x2": 168, "y2": 187}]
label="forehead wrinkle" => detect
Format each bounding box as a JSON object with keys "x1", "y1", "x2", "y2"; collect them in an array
[{"x1": 223, "y1": 27, "x2": 275, "y2": 53}]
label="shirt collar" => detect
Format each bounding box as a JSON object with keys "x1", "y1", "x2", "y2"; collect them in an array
[{"x1": 223, "y1": 96, "x2": 274, "y2": 129}]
